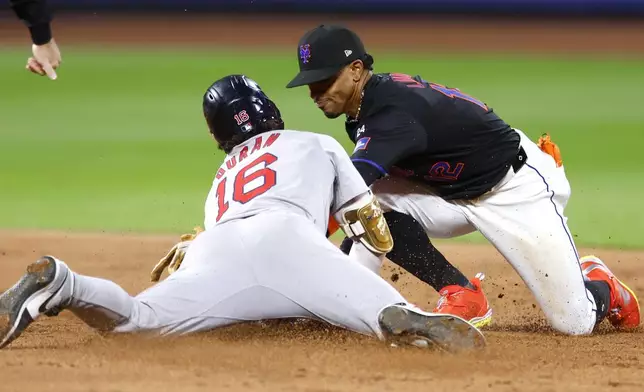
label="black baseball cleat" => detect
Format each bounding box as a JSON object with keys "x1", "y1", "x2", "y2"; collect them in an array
[
  {"x1": 0, "y1": 256, "x2": 74, "y2": 349},
  {"x1": 378, "y1": 303, "x2": 487, "y2": 353}
]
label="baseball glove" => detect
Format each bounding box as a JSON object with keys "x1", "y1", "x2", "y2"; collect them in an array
[
  {"x1": 150, "y1": 226, "x2": 204, "y2": 282},
  {"x1": 537, "y1": 133, "x2": 563, "y2": 167}
]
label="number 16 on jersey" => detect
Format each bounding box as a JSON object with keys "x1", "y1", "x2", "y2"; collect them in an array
[{"x1": 215, "y1": 153, "x2": 279, "y2": 222}]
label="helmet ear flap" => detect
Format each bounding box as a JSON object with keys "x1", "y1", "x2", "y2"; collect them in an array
[{"x1": 271, "y1": 100, "x2": 285, "y2": 129}]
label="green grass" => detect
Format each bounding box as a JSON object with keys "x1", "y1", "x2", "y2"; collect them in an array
[{"x1": 0, "y1": 47, "x2": 643, "y2": 248}]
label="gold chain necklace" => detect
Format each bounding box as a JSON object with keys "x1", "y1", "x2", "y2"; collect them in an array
[{"x1": 355, "y1": 90, "x2": 365, "y2": 120}]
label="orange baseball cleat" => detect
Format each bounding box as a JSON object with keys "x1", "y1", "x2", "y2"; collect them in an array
[
  {"x1": 581, "y1": 255, "x2": 641, "y2": 330},
  {"x1": 433, "y1": 272, "x2": 493, "y2": 328}
]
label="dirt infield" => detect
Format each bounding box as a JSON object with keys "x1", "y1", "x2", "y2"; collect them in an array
[
  {"x1": 1, "y1": 13, "x2": 643, "y2": 392},
  {"x1": 0, "y1": 231, "x2": 643, "y2": 392}
]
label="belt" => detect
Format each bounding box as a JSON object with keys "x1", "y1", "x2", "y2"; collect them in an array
[{"x1": 512, "y1": 146, "x2": 527, "y2": 173}]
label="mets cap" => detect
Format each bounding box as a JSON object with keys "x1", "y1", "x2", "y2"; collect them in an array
[{"x1": 286, "y1": 24, "x2": 369, "y2": 88}]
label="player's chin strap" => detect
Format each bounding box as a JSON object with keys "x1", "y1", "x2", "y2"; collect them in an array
[{"x1": 333, "y1": 191, "x2": 393, "y2": 256}]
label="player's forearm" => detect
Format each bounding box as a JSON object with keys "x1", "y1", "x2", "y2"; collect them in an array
[{"x1": 9, "y1": 0, "x2": 53, "y2": 45}]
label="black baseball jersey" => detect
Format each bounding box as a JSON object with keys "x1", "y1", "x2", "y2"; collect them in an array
[{"x1": 346, "y1": 73, "x2": 521, "y2": 200}]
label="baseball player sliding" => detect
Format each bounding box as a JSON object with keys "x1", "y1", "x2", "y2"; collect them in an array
[
  {"x1": 0, "y1": 74, "x2": 485, "y2": 353},
  {"x1": 286, "y1": 24, "x2": 640, "y2": 335}
]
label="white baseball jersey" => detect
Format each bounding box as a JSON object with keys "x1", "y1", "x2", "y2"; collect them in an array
[
  {"x1": 61, "y1": 129, "x2": 410, "y2": 340},
  {"x1": 203, "y1": 129, "x2": 368, "y2": 234}
]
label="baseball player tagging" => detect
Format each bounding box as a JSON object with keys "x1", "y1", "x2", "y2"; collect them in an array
[
  {"x1": 286, "y1": 24, "x2": 640, "y2": 335},
  {"x1": 0, "y1": 75, "x2": 485, "y2": 353}
]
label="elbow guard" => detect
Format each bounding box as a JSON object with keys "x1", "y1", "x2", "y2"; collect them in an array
[{"x1": 333, "y1": 191, "x2": 393, "y2": 256}]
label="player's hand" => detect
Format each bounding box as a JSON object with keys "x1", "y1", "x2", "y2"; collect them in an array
[
  {"x1": 26, "y1": 39, "x2": 62, "y2": 80},
  {"x1": 150, "y1": 226, "x2": 204, "y2": 282}
]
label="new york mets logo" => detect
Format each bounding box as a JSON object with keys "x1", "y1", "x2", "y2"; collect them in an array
[{"x1": 299, "y1": 44, "x2": 311, "y2": 64}]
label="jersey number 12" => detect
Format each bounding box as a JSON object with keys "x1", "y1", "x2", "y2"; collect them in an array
[{"x1": 215, "y1": 153, "x2": 278, "y2": 222}]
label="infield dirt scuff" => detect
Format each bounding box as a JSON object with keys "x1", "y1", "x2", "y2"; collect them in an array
[{"x1": 0, "y1": 230, "x2": 643, "y2": 391}]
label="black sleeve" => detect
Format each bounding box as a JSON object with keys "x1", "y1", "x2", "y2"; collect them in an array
[
  {"x1": 352, "y1": 160, "x2": 383, "y2": 186},
  {"x1": 336, "y1": 210, "x2": 471, "y2": 290},
  {"x1": 385, "y1": 211, "x2": 471, "y2": 291},
  {"x1": 9, "y1": 0, "x2": 53, "y2": 45},
  {"x1": 350, "y1": 107, "x2": 427, "y2": 186}
]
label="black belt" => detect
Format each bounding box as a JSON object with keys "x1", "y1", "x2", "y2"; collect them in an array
[{"x1": 512, "y1": 146, "x2": 527, "y2": 173}]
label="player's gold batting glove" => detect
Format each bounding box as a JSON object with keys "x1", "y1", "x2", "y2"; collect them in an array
[{"x1": 150, "y1": 226, "x2": 204, "y2": 282}]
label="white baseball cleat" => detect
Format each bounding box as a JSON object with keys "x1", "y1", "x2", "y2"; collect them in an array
[
  {"x1": 0, "y1": 256, "x2": 74, "y2": 349},
  {"x1": 378, "y1": 303, "x2": 487, "y2": 353}
]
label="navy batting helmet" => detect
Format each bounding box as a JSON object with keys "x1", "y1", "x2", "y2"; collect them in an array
[{"x1": 203, "y1": 74, "x2": 284, "y2": 153}]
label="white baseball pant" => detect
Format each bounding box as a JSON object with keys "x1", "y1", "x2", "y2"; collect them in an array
[
  {"x1": 66, "y1": 210, "x2": 407, "y2": 338},
  {"x1": 370, "y1": 129, "x2": 597, "y2": 335}
]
